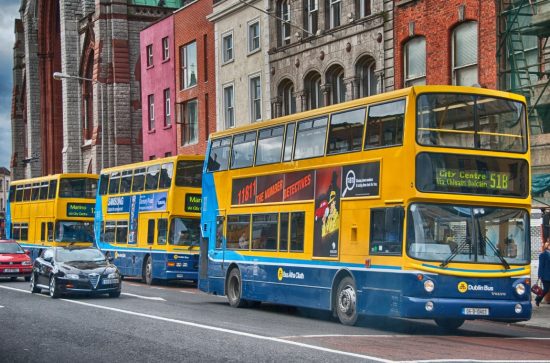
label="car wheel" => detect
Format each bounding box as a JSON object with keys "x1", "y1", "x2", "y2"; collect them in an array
[
  {"x1": 226, "y1": 268, "x2": 247, "y2": 308},
  {"x1": 143, "y1": 256, "x2": 153, "y2": 286},
  {"x1": 24, "y1": 276, "x2": 31, "y2": 282},
  {"x1": 30, "y1": 273, "x2": 40, "y2": 294},
  {"x1": 334, "y1": 276, "x2": 358, "y2": 326},
  {"x1": 435, "y1": 318, "x2": 465, "y2": 332},
  {"x1": 109, "y1": 290, "x2": 121, "y2": 298},
  {"x1": 49, "y1": 276, "x2": 60, "y2": 299}
]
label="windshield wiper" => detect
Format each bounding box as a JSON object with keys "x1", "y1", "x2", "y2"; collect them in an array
[
  {"x1": 440, "y1": 237, "x2": 471, "y2": 268},
  {"x1": 480, "y1": 234, "x2": 510, "y2": 270}
]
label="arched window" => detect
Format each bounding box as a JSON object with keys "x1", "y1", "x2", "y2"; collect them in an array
[
  {"x1": 326, "y1": 65, "x2": 345, "y2": 105},
  {"x1": 452, "y1": 21, "x2": 478, "y2": 86},
  {"x1": 403, "y1": 36, "x2": 426, "y2": 86},
  {"x1": 356, "y1": 56, "x2": 376, "y2": 98},
  {"x1": 82, "y1": 51, "x2": 94, "y2": 140},
  {"x1": 279, "y1": 0, "x2": 291, "y2": 46},
  {"x1": 304, "y1": 71, "x2": 323, "y2": 110},
  {"x1": 278, "y1": 79, "x2": 296, "y2": 116}
]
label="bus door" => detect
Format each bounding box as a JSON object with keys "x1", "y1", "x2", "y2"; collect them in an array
[{"x1": 215, "y1": 212, "x2": 226, "y2": 272}]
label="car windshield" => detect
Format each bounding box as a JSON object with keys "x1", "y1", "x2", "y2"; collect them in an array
[
  {"x1": 0, "y1": 242, "x2": 25, "y2": 254},
  {"x1": 168, "y1": 218, "x2": 201, "y2": 247},
  {"x1": 55, "y1": 221, "x2": 94, "y2": 243},
  {"x1": 406, "y1": 203, "x2": 529, "y2": 266},
  {"x1": 56, "y1": 248, "x2": 106, "y2": 263}
]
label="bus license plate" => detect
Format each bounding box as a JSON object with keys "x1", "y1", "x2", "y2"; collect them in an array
[
  {"x1": 463, "y1": 307, "x2": 489, "y2": 316},
  {"x1": 4, "y1": 268, "x2": 19, "y2": 273}
]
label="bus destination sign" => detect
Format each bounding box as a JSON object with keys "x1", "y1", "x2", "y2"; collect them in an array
[
  {"x1": 435, "y1": 169, "x2": 511, "y2": 191},
  {"x1": 67, "y1": 203, "x2": 95, "y2": 217},
  {"x1": 185, "y1": 194, "x2": 202, "y2": 213}
]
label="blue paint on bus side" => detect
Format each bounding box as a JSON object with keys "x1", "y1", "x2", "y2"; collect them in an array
[{"x1": 5, "y1": 189, "x2": 11, "y2": 239}]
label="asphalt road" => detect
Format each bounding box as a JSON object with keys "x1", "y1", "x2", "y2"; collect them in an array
[{"x1": 1, "y1": 278, "x2": 550, "y2": 363}]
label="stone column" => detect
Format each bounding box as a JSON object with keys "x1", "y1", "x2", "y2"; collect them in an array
[
  {"x1": 321, "y1": 83, "x2": 331, "y2": 107},
  {"x1": 295, "y1": 90, "x2": 307, "y2": 113},
  {"x1": 271, "y1": 96, "x2": 282, "y2": 118},
  {"x1": 375, "y1": 69, "x2": 385, "y2": 95},
  {"x1": 344, "y1": 76, "x2": 359, "y2": 101}
]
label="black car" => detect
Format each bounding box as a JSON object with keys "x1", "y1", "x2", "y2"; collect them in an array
[{"x1": 30, "y1": 246, "x2": 121, "y2": 298}]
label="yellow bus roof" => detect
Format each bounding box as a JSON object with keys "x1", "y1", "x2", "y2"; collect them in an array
[
  {"x1": 11, "y1": 173, "x2": 98, "y2": 186},
  {"x1": 100, "y1": 154, "x2": 204, "y2": 174}
]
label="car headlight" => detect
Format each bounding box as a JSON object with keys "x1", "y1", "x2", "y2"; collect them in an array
[
  {"x1": 424, "y1": 279, "x2": 435, "y2": 293},
  {"x1": 515, "y1": 283, "x2": 526, "y2": 296},
  {"x1": 21, "y1": 261, "x2": 32, "y2": 266},
  {"x1": 65, "y1": 274, "x2": 80, "y2": 280},
  {"x1": 107, "y1": 272, "x2": 119, "y2": 279}
]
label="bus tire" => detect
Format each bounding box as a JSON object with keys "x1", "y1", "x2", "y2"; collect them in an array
[
  {"x1": 435, "y1": 318, "x2": 464, "y2": 331},
  {"x1": 334, "y1": 276, "x2": 358, "y2": 326},
  {"x1": 143, "y1": 256, "x2": 153, "y2": 286},
  {"x1": 226, "y1": 268, "x2": 247, "y2": 308}
]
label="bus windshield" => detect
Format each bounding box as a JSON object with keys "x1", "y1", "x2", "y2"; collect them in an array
[
  {"x1": 406, "y1": 203, "x2": 529, "y2": 265},
  {"x1": 168, "y1": 217, "x2": 201, "y2": 247},
  {"x1": 416, "y1": 93, "x2": 527, "y2": 153},
  {"x1": 59, "y1": 178, "x2": 98, "y2": 198},
  {"x1": 55, "y1": 221, "x2": 95, "y2": 243}
]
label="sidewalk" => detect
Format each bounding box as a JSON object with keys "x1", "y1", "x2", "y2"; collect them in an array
[{"x1": 513, "y1": 301, "x2": 550, "y2": 330}]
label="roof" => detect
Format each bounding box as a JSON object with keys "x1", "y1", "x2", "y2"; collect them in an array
[{"x1": 0, "y1": 167, "x2": 11, "y2": 176}]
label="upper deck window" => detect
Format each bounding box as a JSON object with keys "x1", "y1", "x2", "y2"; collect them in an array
[
  {"x1": 416, "y1": 93, "x2": 527, "y2": 153},
  {"x1": 207, "y1": 137, "x2": 231, "y2": 172},
  {"x1": 364, "y1": 100, "x2": 405, "y2": 149},
  {"x1": 327, "y1": 108, "x2": 366, "y2": 154},
  {"x1": 145, "y1": 165, "x2": 161, "y2": 191},
  {"x1": 231, "y1": 132, "x2": 257, "y2": 169},
  {"x1": 59, "y1": 178, "x2": 98, "y2": 198},
  {"x1": 108, "y1": 172, "x2": 121, "y2": 194},
  {"x1": 48, "y1": 180, "x2": 57, "y2": 199},
  {"x1": 294, "y1": 116, "x2": 328, "y2": 160},
  {"x1": 39, "y1": 182, "x2": 49, "y2": 200},
  {"x1": 255, "y1": 126, "x2": 284, "y2": 166},
  {"x1": 120, "y1": 170, "x2": 133, "y2": 193},
  {"x1": 175, "y1": 160, "x2": 202, "y2": 187},
  {"x1": 99, "y1": 174, "x2": 109, "y2": 195},
  {"x1": 159, "y1": 162, "x2": 174, "y2": 189},
  {"x1": 132, "y1": 168, "x2": 146, "y2": 192}
]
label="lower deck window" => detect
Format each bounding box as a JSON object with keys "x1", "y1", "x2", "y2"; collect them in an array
[{"x1": 369, "y1": 207, "x2": 404, "y2": 255}]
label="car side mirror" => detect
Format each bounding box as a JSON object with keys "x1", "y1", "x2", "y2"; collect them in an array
[
  {"x1": 44, "y1": 256, "x2": 53, "y2": 263},
  {"x1": 107, "y1": 256, "x2": 114, "y2": 262},
  {"x1": 24, "y1": 250, "x2": 30, "y2": 255}
]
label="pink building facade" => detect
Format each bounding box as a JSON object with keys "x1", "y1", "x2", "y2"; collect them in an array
[{"x1": 140, "y1": 15, "x2": 177, "y2": 160}]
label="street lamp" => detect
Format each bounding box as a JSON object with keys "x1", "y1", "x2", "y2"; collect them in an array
[{"x1": 52, "y1": 72, "x2": 105, "y2": 170}]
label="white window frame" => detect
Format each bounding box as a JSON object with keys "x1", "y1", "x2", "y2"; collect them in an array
[
  {"x1": 148, "y1": 94, "x2": 155, "y2": 130},
  {"x1": 404, "y1": 37, "x2": 426, "y2": 86},
  {"x1": 452, "y1": 21, "x2": 478, "y2": 86},
  {"x1": 248, "y1": 20, "x2": 261, "y2": 54},
  {"x1": 223, "y1": 84, "x2": 235, "y2": 129},
  {"x1": 281, "y1": 0, "x2": 291, "y2": 45},
  {"x1": 181, "y1": 99, "x2": 199, "y2": 146},
  {"x1": 164, "y1": 89, "x2": 171, "y2": 127},
  {"x1": 222, "y1": 31, "x2": 234, "y2": 64},
  {"x1": 162, "y1": 37, "x2": 169, "y2": 61},
  {"x1": 307, "y1": 0, "x2": 318, "y2": 34},
  {"x1": 329, "y1": 0, "x2": 341, "y2": 28},
  {"x1": 249, "y1": 74, "x2": 262, "y2": 122},
  {"x1": 359, "y1": 0, "x2": 371, "y2": 18},
  {"x1": 146, "y1": 44, "x2": 153, "y2": 67},
  {"x1": 181, "y1": 41, "x2": 197, "y2": 90}
]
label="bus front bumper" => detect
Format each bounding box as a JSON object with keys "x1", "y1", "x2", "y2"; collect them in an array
[{"x1": 401, "y1": 296, "x2": 532, "y2": 322}]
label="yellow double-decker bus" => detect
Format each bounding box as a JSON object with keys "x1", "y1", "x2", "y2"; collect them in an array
[
  {"x1": 199, "y1": 85, "x2": 532, "y2": 329},
  {"x1": 94, "y1": 155, "x2": 203, "y2": 284},
  {"x1": 6, "y1": 174, "x2": 98, "y2": 260}
]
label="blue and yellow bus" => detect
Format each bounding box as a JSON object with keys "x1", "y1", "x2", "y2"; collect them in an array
[
  {"x1": 95, "y1": 155, "x2": 203, "y2": 284},
  {"x1": 199, "y1": 85, "x2": 531, "y2": 329},
  {"x1": 6, "y1": 174, "x2": 98, "y2": 260}
]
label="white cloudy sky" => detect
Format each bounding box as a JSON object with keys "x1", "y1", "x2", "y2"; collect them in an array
[{"x1": 0, "y1": 0, "x2": 21, "y2": 171}]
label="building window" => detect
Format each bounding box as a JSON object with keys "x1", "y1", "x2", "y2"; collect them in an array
[
  {"x1": 305, "y1": 0, "x2": 318, "y2": 35},
  {"x1": 404, "y1": 36, "x2": 426, "y2": 86},
  {"x1": 356, "y1": 57, "x2": 377, "y2": 98},
  {"x1": 359, "y1": 0, "x2": 371, "y2": 18},
  {"x1": 180, "y1": 41, "x2": 197, "y2": 90},
  {"x1": 146, "y1": 44, "x2": 153, "y2": 67},
  {"x1": 452, "y1": 21, "x2": 478, "y2": 86},
  {"x1": 279, "y1": 0, "x2": 291, "y2": 45},
  {"x1": 82, "y1": 52, "x2": 94, "y2": 140},
  {"x1": 203, "y1": 34, "x2": 208, "y2": 82},
  {"x1": 250, "y1": 75, "x2": 262, "y2": 122},
  {"x1": 162, "y1": 37, "x2": 169, "y2": 61},
  {"x1": 278, "y1": 80, "x2": 296, "y2": 116},
  {"x1": 224, "y1": 85, "x2": 235, "y2": 129},
  {"x1": 329, "y1": 0, "x2": 341, "y2": 28},
  {"x1": 181, "y1": 99, "x2": 198, "y2": 146},
  {"x1": 327, "y1": 66, "x2": 345, "y2": 105},
  {"x1": 148, "y1": 94, "x2": 155, "y2": 130},
  {"x1": 248, "y1": 21, "x2": 260, "y2": 53},
  {"x1": 305, "y1": 72, "x2": 323, "y2": 110},
  {"x1": 222, "y1": 32, "x2": 233, "y2": 64},
  {"x1": 164, "y1": 89, "x2": 171, "y2": 127}
]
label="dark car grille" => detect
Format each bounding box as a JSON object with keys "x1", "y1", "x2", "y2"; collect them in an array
[{"x1": 89, "y1": 274, "x2": 100, "y2": 289}]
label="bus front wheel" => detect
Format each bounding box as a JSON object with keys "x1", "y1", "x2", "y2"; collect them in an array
[
  {"x1": 435, "y1": 318, "x2": 465, "y2": 331},
  {"x1": 227, "y1": 268, "x2": 247, "y2": 308},
  {"x1": 143, "y1": 256, "x2": 153, "y2": 286},
  {"x1": 335, "y1": 276, "x2": 358, "y2": 326}
]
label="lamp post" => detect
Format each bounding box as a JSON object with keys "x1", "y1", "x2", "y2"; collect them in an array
[{"x1": 52, "y1": 72, "x2": 105, "y2": 170}]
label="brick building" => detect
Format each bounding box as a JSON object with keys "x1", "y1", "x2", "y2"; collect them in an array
[
  {"x1": 11, "y1": 0, "x2": 179, "y2": 180},
  {"x1": 140, "y1": 15, "x2": 178, "y2": 160},
  {"x1": 175, "y1": 0, "x2": 217, "y2": 155}
]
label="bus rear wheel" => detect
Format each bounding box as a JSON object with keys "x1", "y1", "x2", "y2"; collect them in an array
[
  {"x1": 435, "y1": 318, "x2": 465, "y2": 331},
  {"x1": 227, "y1": 268, "x2": 247, "y2": 308},
  {"x1": 143, "y1": 256, "x2": 153, "y2": 286},
  {"x1": 334, "y1": 276, "x2": 358, "y2": 326}
]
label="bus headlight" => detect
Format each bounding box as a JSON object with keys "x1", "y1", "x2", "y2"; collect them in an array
[
  {"x1": 424, "y1": 280, "x2": 435, "y2": 293},
  {"x1": 515, "y1": 283, "x2": 526, "y2": 296}
]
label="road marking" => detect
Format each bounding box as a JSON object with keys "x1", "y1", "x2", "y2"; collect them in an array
[
  {"x1": 121, "y1": 292, "x2": 166, "y2": 301},
  {"x1": 179, "y1": 290, "x2": 195, "y2": 294},
  {"x1": 0, "y1": 305, "x2": 4, "y2": 308},
  {"x1": 280, "y1": 334, "x2": 401, "y2": 339}
]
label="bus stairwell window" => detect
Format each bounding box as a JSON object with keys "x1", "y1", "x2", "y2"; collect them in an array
[{"x1": 365, "y1": 100, "x2": 405, "y2": 149}]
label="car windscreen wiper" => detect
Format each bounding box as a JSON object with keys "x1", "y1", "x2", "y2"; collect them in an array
[
  {"x1": 440, "y1": 237, "x2": 471, "y2": 268},
  {"x1": 480, "y1": 234, "x2": 510, "y2": 270}
]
